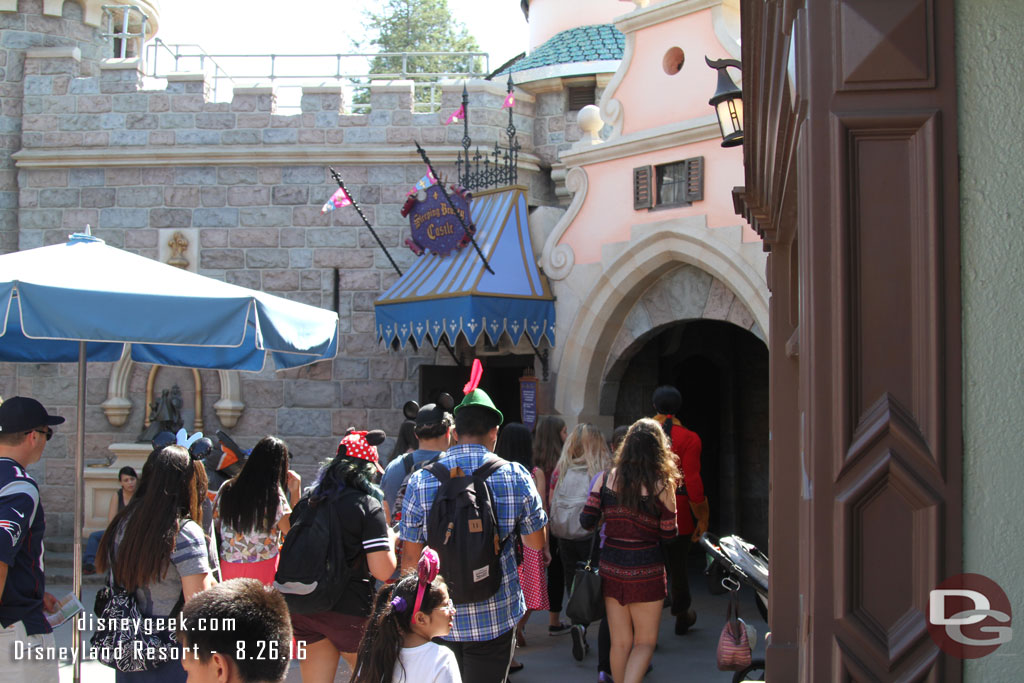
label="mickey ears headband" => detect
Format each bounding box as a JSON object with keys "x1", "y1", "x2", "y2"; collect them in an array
[{"x1": 402, "y1": 392, "x2": 455, "y2": 420}]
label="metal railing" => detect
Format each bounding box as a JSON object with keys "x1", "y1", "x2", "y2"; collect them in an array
[
  {"x1": 101, "y1": 4, "x2": 149, "y2": 59},
  {"x1": 144, "y1": 39, "x2": 490, "y2": 114}
]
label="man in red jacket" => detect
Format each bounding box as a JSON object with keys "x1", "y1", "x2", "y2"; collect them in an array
[{"x1": 652, "y1": 385, "x2": 709, "y2": 635}]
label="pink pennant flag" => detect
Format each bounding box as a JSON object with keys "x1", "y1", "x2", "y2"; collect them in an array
[
  {"x1": 444, "y1": 104, "x2": 465, "y2": 125},
  {"x1": 406, "y1": 170, "x2": 438, "y2": 196},
  {"x1": 502, "y1": 91, "x2": 515, "y2": 109},
  {"x1": 320, "y1": 186, "x2": 352, "y2": 214}
]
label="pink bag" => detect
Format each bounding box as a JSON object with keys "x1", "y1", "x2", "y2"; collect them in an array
[{"x1": 716, "y1": 593, "x2": 752, "y2": 671}]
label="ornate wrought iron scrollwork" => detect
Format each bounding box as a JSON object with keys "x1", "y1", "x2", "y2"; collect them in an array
[{"x1": 456, "y1": 76, "x2": 521, "y2": 191}]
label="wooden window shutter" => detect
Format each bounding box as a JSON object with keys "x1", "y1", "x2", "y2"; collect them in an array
[
  {"x1": 633, "y1": 165, "x2": 654, "y2": 210},
  {"x1": 684, "y1": 156, "x2": 705, "y2": 203},
  {"x1": 568, "y1": 86, "x2": 596, "y2": 111}
]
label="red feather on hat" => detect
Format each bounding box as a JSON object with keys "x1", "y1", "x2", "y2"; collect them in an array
[{"x1": 463, "y1": 358, "x2": 483, "y2": 394}]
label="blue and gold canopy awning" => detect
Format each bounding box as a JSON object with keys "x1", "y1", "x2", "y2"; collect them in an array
[{"x1": 375, "y1": 186, "x2": 555, "y2": 349}]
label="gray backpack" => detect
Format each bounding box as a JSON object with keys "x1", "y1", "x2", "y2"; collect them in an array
[{"x1": 549, "y1": 465, "x2": 593, "y2": 540}]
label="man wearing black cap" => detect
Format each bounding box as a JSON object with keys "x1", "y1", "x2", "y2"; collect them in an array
[
  {"x1": 380, "y1": 398, "x2": 454, "y2": 522},
  {"x1": 0, "y1": 396, "x2": 63, "y2": 676}
]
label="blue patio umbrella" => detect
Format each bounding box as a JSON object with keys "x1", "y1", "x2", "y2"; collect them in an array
[{"x1": 0, "y1": 232, "x2": 339, "y2": 680}]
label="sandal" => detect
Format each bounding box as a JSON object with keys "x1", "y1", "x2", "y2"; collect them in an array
[
  {"x1": 509, "y1": 661, "x2": 524, "y2": 674},
  {"x1": 548, "y1": 622, "x2": 572, "y2": 636}
]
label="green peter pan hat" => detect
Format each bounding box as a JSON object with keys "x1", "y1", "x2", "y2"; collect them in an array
[{"x1": 454, "y1": 388, "x2": 504, "y2": 425}]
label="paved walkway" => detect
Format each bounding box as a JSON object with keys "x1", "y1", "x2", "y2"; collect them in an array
[{"x1": 51, "y1": 568, "x2": 766, "y2": 682}]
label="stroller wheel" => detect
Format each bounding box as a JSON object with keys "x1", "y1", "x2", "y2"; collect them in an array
[{"x1": 731, "y1": 659, "x2": 766, "y2": 683}]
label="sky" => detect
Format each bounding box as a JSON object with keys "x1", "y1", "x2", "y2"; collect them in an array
[{"x1": 155, "y1": 0, "x2": 531, "y2": 79}]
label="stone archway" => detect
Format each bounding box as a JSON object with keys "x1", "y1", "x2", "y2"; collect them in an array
[{"x1": 552, "y1": 218, "x2": 768, "y2": 426}]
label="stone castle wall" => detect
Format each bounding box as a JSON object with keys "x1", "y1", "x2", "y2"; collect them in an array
[{"x1": 0, "y1": 12, "x2": 566, "y2": 535}]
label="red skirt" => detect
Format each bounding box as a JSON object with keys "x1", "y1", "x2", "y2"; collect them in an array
[
  {"x1": 220, "y1": 554, "x2": 279, "y2": 586},
  {"x1": 518, "y1": 545, "x2": 549, "y2": 611}
]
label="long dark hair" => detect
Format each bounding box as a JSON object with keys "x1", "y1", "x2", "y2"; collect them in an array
[
  {"x1": 495, "y1": 422, "x2": 533, "y2": 470},
  {"x1": 96, "y1": 445, "x2": 208, "y2": 591},
  {"x1": 351, "y1": 571, "x2": 448, "y2": 683},
  {"x1": 217, "y1": 436, "x2": 290, "y2": 534},
  {"x1": 613, "y1": 418, "x2": 679, "y2": 514},
  {"x1": 532, "y1": 415, "x2": 565, "y2": 477},
  {"x1": 314, "y1": 455, "x2": 382, "y2": 502}
]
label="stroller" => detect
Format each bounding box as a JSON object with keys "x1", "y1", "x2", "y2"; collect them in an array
[{"x1": 700, "y1": 532, "x2": 769, "y2": 683}]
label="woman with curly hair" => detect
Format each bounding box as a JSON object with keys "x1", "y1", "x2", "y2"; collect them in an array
[
  {"x1": 213, "y1": 435, "x2": 300, "y2": 585},
  {"x1": 96, "y1": 445, "x2": 217, "y2": 681},
  {"x1": 580, "y1": 418, "x2": 680, "y2": 683}
]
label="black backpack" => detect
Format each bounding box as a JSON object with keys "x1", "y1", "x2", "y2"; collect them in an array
[
  {"x1": 424, "y1": 456, "x2": 507, "y2": 604},
  {"x1": 392, "y1": 452, "x2": 441, "y2": 525},
  {"x1": 273, "y1": 493, "x2": 351, "y2": 614}
]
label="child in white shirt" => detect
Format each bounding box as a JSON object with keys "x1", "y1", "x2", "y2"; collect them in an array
[{"x1": 352, "y1": 548, "x2": 461, "y2": 683}]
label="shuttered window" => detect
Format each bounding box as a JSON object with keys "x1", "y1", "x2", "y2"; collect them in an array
[
  {"x1": 568, "y1": 86, "x2": 596, "y2": 111},
  {"x1": 633, "y1": 165, "x2": 654, "y2": 210}
]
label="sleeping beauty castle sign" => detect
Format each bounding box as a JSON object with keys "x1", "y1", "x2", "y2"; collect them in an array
[{"x1": 402, "y1": 176, "x2": 474, "y2": 257}]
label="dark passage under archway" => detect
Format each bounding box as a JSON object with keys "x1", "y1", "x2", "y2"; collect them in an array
[{"x1": 611, "y1": 319, "x2": 769, "y2": 549}]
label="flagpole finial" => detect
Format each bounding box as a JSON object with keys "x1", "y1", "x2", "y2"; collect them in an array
[{"x1": 84, "y1": 224, "x2": 92, "y2": 235}]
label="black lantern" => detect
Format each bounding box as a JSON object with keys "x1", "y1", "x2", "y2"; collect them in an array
[{"x1": 705, "y1": 56, "x2": 743, "y2": 148}]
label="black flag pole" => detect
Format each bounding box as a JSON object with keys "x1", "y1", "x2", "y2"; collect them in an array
[
  {"x1": 328, "y1": 167, "x2": 402, "y2": 277},
  {"x1": 413, "y1": 141, "x2": 495, "y2": 275}
]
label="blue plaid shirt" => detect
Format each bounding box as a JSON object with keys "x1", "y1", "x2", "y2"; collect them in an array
[{"x1": 399, "y1": 444, "x2": 547, "y2": 642}]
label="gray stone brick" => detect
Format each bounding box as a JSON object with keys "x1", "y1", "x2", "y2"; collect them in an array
[
  {"x1": 289, "y1": 248, "x2": 312, "y2": 268},
  {"x1": 230, "y1": 228, "x2": 279, "y2": 248},
  {"x1": 227, "y1": 186, "x2": 269, "y2": 206},
  {"x1": 269, "y1": 114, "x2": 300, "y2": 129},
  {"x1": 19, "y1": 209, "x2": 61, "y2": 228},
  {"x1": 61, "y1": 208, "x2": 98, "y2": 228},
  {"x1": 313, "y1": 248, "x2": 373, "y2": 269},
  {"x1": 105, "y1": 168, "x2": 142, "y2": 186},
  {"x1": 25, "y1": 169, "x2": 68, "y2": 188},
  {"x1": 69, "y1": 77, "x2": 99, "y2": 95},
  {"x1": 200, "y1": 229, "x2": 228, "y2": 247},
  {"x1": 298, "y1": 129, "x2": 325, "y2": 144},
  {"x1": 271, "y1": 186, "x2": 307, "y2": 205},
  {"x1": 195, "y1": 113, "x2": 235, "y2": 129},
  {"x1": 193, "y1": 208, "x2": 238, "y2": 227},
  {"x1": 236, "y1": 114, "x2": 270, "y2": 128},
  {"x1": 226, "y1": 269, "x2": 262, "y2": 290},
  {"x1": 201, "y1": 249, "x2": 244, "y2": 269},
  {"x1": 341, "y1": 127, "x2": 386, "y2": 143},
  {"x1": 301, "y1": 271, "x2": 321, "y2": 290},
  {"x1": 220, "y1": 130, "x2": 260, "y2": 145},
  {"x1": 148, "y1": 94, "x2": 170, "y2": 112},
  {"x1": 284, "y1": 380, "x2": 340, "y2": 408},
  {"x1": 171, "y1": 95, "x2": 206, "y2": 113},
  {"x1": 23, "y1": 75, "x2": 52, "y2": 95},
  {"x1": 124, "y1": 228, "x2": 157, "y2": 248},
  {"x1": 175, "y1": 130, "x2": 220, "y2": 145},
  {"x1": 0, "y1": 192, "x2": 16, "y2": 209},
  {"x1": 314, "y1": 112, "x2": 338, "y2": 128},
  {"x1": 337, "y1": 270, "x2": 380, "y2": 290},
  {"x1": 99, "y1": 113, "x2": 125, "y2": 129},
  {"x1": 201, "y1": 186, "x2": 226, "y2": 207},
  {"x1": 77, "y1": 95, "x2": 112, "y2": 113},
  {"x1": 342, "y1": 381, "x2": 391, "y2": 409},
  {"x1": 149, "y1": 208, "x2": 191, "y2": 228},
  {"x1": 175, "y1": 168, "x2": 217, "y2": 185},
  {"x1": 262, "y1": 269, "x2": 299, "y2": 291},
  {"x1": 159, "y1": 113, "x2": 194, "y2": 129},
  {"x1": 110, "y1": 130, "x2": 148, "y2": 146},
  {"x1": 80, "y1": 187, "x2": 115, "y2": 208},
  {"x1": 117, "y1": 186, "x2": 163, "y2": 207},
  {"x1": 217, "y1": 167, "x2": 258, "y2": 185},
  {"x1": 305, "y1": 227, "x2": 357, "y2": 248},
  {"x1": 239, "y1": 206, "x2": 291, "y2": 227},
  {"x1": 277, "y1": 408, "x2": 331, "y2": 436},
  {"x1": 291, "y1": 206, "x2": 331, "y2": 227},
  {"x1": 38, "y1": 188, "x2": 79, "y2": 207},
  {"x1": 125, "y1": 113, "x2": 158, "y2": 129},
  {"x1": 263, "y1": 128, "x2": 297, "y2": 144},
  {"x1": 83, "y1": 131, "x2": 108, "y2": 146},
  {"x1": 113, "y1": 93, "x2": 150, "y2": 113},
  {"x1": 281, "y1": 229, "x2": 306, "y2": 248},
  {"x1": 165, "y1": 187, "x2": 200, "y2": 207},
  {"x1": 100, "y1": 207, "x2": 147, "y2": 228},
  {"x1": 245, "y1": 248, "x2": 289, "y2": 269},
  {"x1": 149, "y1": 131, "x2": 174, "y2": 145},
  {"x1": 282, "y1": 167, "x2": 324, "y2": 184},
  {"x1": 141, "y1": 168, "x2": 175, "y2": 185},
  {"x1": 368, "y1": 166, "x2": 406, "y2": 184}
]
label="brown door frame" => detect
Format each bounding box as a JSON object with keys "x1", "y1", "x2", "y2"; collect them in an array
[{"x1": 736, "y1": 0, "x2": 963, "y2": 680}]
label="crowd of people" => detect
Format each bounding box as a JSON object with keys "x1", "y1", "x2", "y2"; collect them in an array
[{"x1": 0, "y1": 382, "x2": 708, "y2": 683}]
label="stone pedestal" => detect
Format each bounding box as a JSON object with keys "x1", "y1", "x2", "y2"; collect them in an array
[{"x1": 82, "y1": 442, "x2": 150, "y2": 534}]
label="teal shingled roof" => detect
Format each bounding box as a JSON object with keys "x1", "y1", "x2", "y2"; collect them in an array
[{"x1": 508, "y1": 24, "x2": 624, "y2": 73}]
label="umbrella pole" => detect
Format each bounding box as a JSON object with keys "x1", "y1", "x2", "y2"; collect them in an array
[{"x1": 73, "y1": 340, "x2": 85, "y2": 683}]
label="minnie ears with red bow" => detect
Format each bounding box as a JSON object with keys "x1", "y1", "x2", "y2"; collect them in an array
[{"x1": 337, "y1": 428, "x2": 387, "y2": 473}]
